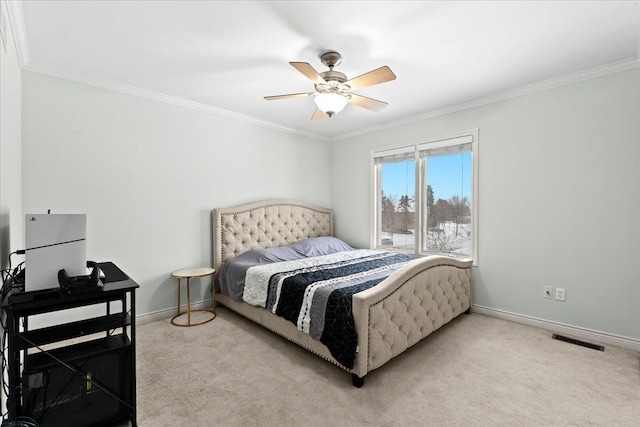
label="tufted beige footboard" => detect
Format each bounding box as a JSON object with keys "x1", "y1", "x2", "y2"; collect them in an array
[{"x1": 351, "y1": 256, "x2": 472, "y2": 380}]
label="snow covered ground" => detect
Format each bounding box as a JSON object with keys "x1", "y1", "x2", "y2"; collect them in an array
[{"x1": 381, "y1": 221, "x2": 471, "y2": 255}]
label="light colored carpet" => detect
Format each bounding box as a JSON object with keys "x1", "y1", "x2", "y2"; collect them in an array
[{"x1": 135, "y1": 308, "x2": 640, "y2": 426}]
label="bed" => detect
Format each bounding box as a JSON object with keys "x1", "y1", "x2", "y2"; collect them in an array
[{"x1": 212, "y1": 199, "x2": 472, "y2": 387}]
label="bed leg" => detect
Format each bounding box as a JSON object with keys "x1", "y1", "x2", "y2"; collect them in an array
[
  {"x1": 352, "y1": 374, "x2": 364, "y2": 388},
  {"x1": 464, "y1": 307, "x2": 471, "y2": 314}
]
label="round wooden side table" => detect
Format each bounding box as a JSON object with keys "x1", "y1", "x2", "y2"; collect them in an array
[{"x1": 170, "y1": 267, "x2": 216, "y2": 327}]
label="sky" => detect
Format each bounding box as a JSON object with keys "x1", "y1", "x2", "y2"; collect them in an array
[{"x1": 381, "y1": 153, "x2": 472, "y2": 203}]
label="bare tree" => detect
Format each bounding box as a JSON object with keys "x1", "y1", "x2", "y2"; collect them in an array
[
  {"x1": 448, "y1": 195, "x2": 470, "y2": 237},
  {"x1": 426, "y1": 227, "x2": 456, "y2": 252},
  {"x1": 426, "y1": 194, "x2": 471, "y2": 254}
]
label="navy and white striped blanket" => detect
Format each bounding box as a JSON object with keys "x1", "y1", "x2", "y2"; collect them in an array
[{"x1": 242, "y1": 249, "x2": 419, "y2": 369}]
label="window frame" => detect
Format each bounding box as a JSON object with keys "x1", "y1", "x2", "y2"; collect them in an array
[{"x1": 371, "y1": 129, "x2": 479, "y2": 266}]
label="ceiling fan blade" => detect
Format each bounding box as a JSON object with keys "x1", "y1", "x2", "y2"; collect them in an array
[
  {"x1": 344, "y1": 66, "x2": 396, "y2": 90},
  {"x1": 348, "y1": 94, "x2": 388, "y2": 112},
  {"x1": 264, "y1": 92, "x2": 315, "y2": 101},
  {"x1": 310, "y1": 108, "x2": 326, "y2": 120},
  {"x1": 290, "y1": 62, "x2": 327, "y2": 85}
]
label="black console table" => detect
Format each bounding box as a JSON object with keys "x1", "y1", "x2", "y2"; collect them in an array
[{"x1": 2, "y1": 263, "x2": 138, "y2": 427}]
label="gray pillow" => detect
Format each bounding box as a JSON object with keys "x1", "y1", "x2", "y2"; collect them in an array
[{"x1": 289, "y1": 236, "x2": 354, "y2": 257}]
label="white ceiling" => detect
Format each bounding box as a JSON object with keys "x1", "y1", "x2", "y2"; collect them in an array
[{"x1": 8, "y1": 1, "x2": 640, "y2": 141}]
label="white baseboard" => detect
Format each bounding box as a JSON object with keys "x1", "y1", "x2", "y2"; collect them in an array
[
  {"x1": 136, "y1": 299, "x2": 214, "y2": 325},
  {"x1": 471, "y1": 304, "x2": 640, "y2": 352}
]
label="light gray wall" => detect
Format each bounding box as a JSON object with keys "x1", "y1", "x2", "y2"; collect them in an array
[
  {"x1": 331, "y1": 68, "x2": 640, "y2": 339},
  {"x1": 0, "y1": 1, "x2": 23, "y2": 271},
  {"x1": 21, "y1": 71, "x2": 331, "y2": 316}
]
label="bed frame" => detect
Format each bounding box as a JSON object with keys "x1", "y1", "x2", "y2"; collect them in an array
[{"x1": 212, "y1": 199, "x2": 472, "y2": 387}]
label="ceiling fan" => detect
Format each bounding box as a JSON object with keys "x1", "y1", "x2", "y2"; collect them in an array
[{"x1": 264, "y1": 51, "x2": 396, "y2": 120}]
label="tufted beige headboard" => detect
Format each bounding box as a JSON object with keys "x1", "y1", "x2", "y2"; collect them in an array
[{"x1": 212, "y1": 199, "x2": 333, "y2": 269}]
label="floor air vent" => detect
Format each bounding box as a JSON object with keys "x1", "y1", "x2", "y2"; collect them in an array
[{"x1": 552, "y1": 334, "x2": 604, "y2": 351}]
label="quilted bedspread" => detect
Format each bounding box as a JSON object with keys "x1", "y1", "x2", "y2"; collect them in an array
[{"x1": 242, "y1": 249, "x2": 419, "y2": 369}]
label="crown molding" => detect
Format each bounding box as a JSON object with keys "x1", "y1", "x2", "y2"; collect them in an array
[
  {"x1": 18, "y1": 56, "x2": 640, "y2": 144},
  {"x1": 4, "y1": 0, "x2": 29, "y2": 67},
  {"x1": 333, "y1": 57, "x2": 640, "y2": 142},
  {"x1": 23, "y1": 63, "x2": 330, "y2": 142}
]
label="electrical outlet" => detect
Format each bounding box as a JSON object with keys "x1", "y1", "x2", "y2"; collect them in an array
[
  {"x1": 555, "y1": 288, "x2": 566, "y2": 301},
  {"x1": 544, "y1": 285, "x2": 553, "y2": 299}
]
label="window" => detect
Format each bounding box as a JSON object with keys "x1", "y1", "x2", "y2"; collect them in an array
[{"x1": 372, "y1": 130, "x2": 478, "y2": 264}]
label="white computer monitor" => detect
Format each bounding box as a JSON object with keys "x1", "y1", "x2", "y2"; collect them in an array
[{"x1": 25, "y1": 214, "x2": 87, "y2": 292}]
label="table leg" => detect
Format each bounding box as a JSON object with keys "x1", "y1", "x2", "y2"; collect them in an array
[
  {"x1": 130, "y1": 289, "x2": 138, "y2": 426},
  {"x1": 176, "y1": 278, "x2": 181, "y2": 317},
  {"x1": 186, "y1": 277, "x2": 191, "y2": 326}
]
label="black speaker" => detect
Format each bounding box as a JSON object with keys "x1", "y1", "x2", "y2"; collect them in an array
[{"x1": 22, "y1": 335, "x2": 131, "y2": 427}]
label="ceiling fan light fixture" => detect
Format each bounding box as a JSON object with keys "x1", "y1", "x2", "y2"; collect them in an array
[
  {"x1": 314, "y1": 93, "x2": 349, "y2": 117},
  {"x1": 265, "y1": 52, "x2": 396, "y2": 120}
]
